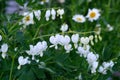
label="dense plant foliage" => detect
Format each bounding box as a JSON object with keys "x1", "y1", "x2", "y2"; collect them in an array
[{"x1": 0, "y1": 0, "x2": 120, "y2": 80}]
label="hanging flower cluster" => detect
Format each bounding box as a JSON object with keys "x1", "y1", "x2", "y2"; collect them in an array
[
  {"x1": 15, "y1": 7, "x2": 116, "y2": 75},
  {"x1": 19, "y1": 8, "x2": 64, "y2": 28}
]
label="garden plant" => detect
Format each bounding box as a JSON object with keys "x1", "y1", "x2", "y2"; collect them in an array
[{"x1": 0, "y1": 0, "x2": 120, "y2": 80}]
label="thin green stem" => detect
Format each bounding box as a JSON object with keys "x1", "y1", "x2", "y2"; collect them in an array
[
  {"x1": 0, "y1": 72, "x2": 4, "y2": 79},
  {"x1": 33, "y1": 21, "x2": 52, "y2": 40},
  {"x1": 9, "y1": 57, "x2": 15, "y2": 80},
  {"x1": 32, "y1": 30, "x2": 96, "y2": 40}
]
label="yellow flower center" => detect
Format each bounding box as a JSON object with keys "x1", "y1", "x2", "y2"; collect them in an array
[
  {"x1": 90, "y1": 12, "x2": 96, "y2": 18},
  {"x1": 25, "y1": 16, "x2": 30, "y2": 21},
  {"x1": 77, "y1": 17, "x2": 82, "y2": 21}
]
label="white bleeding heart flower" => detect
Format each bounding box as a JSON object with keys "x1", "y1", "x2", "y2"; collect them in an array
[
  {"x1": 49, "y1": 34, "x2": 61, "y2": 49},
  {"x1": 98, "y1": 61, "x2": 114, "y2": 74},
  {"x1": 98, "y1": 66, "x2": 106, "y2": 74},
  {"x1": 34, "y1": 10, "x2": 41, "y2": 20},
  {"x1": 77, "y1": 45, "x2": 90, "y2": 57},
  {"x1": 51, "y1": 8, "x2": 56, "y2": 20},
  {"x1": 17, "y1": 56, "x2": 30, "y2": 69},
  {"x1": 57, "y1": 9, "x2": 64, "y2": 19},
  {"x1": 87, "y1": 52, "x2": 99, "y2": 65},
  {"x1": 80, "y1": 37, "x2": 90, "y2": 45},
  {"x1": 64, "y1": 44, "x2": 72, "y2": 53},
  {"x1": 1, "y1": 43, "x2": 8, "y2": 59},
  {"x1": 91, "y1": 61, "x2": 98, "y2": 73},
  {"x1": 59, "y1": 35, "x2": 70, "y2": 46},
  {"x1": 71, "y1": 34, "x2": 79, "y2": 48},
  {"x1": 26, "y1": 41, "x2": 47, "y2": 60},
  {"x1": 0, "y1": 35, "x2": 2, "y2": 41},
  {"x1": 60, "y1": 23, "x2": 68, "y2": 32},
  {"x1": 26, "y1": 45, "x2": 36, "y2": 60},
  {"x1": 45, "y1": 10, "x2": 51, "y2": 21}
]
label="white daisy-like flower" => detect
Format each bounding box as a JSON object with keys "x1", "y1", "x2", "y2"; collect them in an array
[
  {"x1": 72, "y1": 14, "x2": 86, "y2": 23},
  {"x1": 20, "y1": 12, "x2": 34, "y2": 27},
  {"x1": 86, "y1": 8, "x2": 100, "y2": 22}
]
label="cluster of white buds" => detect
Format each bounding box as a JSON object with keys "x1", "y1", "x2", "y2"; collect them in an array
[
  {"x1": 89, "y1": 35, "x2": 94, "y2": 45},
  {"x1": 45, "y1": 8, "x2": 64, "y2": 21},
  {"x1": 26, "y1": 41, "x2": 47, "y2": 60},
  {"x1": 98, "y1": 61, "x2": 114, "y2": 74},
  {"x1": 17, "y1": 56, "x2": 30, "y2": 69}
]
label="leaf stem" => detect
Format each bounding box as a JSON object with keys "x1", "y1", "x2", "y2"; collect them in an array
[
  {"x1": 32, "y1": 30, "x2": 96, "y2": 40},
  {"x1": 9, "y1": 57, "x2": 15, "y2": 80}
]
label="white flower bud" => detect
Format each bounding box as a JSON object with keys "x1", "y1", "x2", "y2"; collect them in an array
[{"x1": 57, "y1": 9, "x2": 64, "y2": 19}]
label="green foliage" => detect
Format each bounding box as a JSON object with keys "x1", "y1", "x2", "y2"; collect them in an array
[{"x1": 0, "y1": 0, "x2": 120, "y2": 80}]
